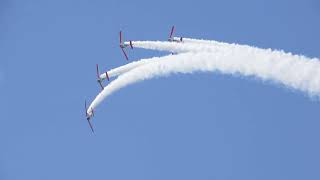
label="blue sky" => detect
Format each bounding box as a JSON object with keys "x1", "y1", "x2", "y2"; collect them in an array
[{"x1": 1, "y1": 0, "x2": 320, "y2": 179}]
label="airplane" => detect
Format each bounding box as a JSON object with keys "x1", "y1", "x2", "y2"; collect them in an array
[
  {"x1": 85, "y1": 100, "x2": 95, "y2": 133},
  {"x1": 96, "y1": 64, "x2": 109, "y2": 90},
  {"x1": 119, "y1": 31, "x2": 133, "y2": 60},
  {"x1": 168, "y1": 26, "x2": 183, "y2": 42}
]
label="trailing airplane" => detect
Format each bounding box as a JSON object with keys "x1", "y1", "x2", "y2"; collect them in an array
[
  {"x1": 168, "y1": 26, "x2": 183, "y2": 42},
  {"x1": 96, "y1": 64, "x2": 109, "y2": 90},
  {"x1": 119, "y1": 31, "x2": 133, "y2": 60},
  {"x1": 85, "y1": 100, "x2": 95, "y2": 133}
]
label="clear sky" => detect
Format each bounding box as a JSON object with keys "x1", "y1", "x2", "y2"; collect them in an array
[{"x1": 1, "y1": 0, "x2": 320, "y2": 179}]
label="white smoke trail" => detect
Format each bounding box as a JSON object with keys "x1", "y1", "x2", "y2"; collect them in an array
[
  {"x1": 130, "y1": 40, "x2": 272, "y2": 56},
  {"x1": 88, "y1": 53, "x2": 191, "y2": 114},
  {"x1": 98, "y1": 40, "x2": 203, "y2": 81},
  {"x1": 130, "y1": 41, "x2": 217, "y2": 53},
  {"x1": 87, "y1": 41, "x2": 320, "y2": 115},
  {"x1": 99, "y1": 56, "x2": 171, "y2": 80},
  {"x1": 100, "y1": 39, "x2": 216, "y2": 80},
  {"x1": 183, "y1": 38, "x2": 228, "y2": 46}
]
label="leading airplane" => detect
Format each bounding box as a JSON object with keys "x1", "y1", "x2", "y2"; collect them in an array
[
  {"x1": 168, "y1": 26, "x2": 183, "y2": 42},
  {"x1": 119, "y1": 31, "x2": 133, "y2": 60}
]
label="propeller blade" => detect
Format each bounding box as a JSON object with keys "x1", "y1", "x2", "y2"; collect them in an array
[
  {"x1": 121, "y1": 48, "x2": 129, "y2": 61},
  {"x1": 87, "y1": 119, "x2": 94, "y2": 133},
  {"x1": 96, "y1": 64, "x2": 100, "y2": 79},
  {"x1": 85, "y1": 100, "x2": 88, "y2": 116},
  {"x1": 119, "y1": 31, "x2": 122, "y2": 44},
  {"x1": 98, "y1": 81, "x2": 104, "y2": 90}
]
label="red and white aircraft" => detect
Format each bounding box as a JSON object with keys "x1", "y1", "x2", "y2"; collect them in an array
[
  {"x1": 96, "y1": 64, "x2": 109, "y2": 90},
  {"x1": 119, "y1": 31, "x2": 133, "y2": 60},
  {"x1": 85, "y1": 100, "x2": 95, "y2": 133},
  {"x1": 168, "y1": 26, "x2": 183, "y2": 42}
]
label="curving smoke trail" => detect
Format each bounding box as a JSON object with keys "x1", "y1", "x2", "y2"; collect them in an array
[
  {"x1": 98, "y1": 40, "x2": 207, "y2": 81},
  {"x1": 99, "y1": 56, "x2": 170, "y2": 80},
  {"x1": 130, "y1": 41, "x2": 218, "y2": 53},
  {"x1": 183, "y1": 38, "x2": 229, "y2": 46},
  {"x1": 130, "y1": 39, "x2": 280, "y2": 56},
  {"x1": 87, "y1": 39, "x2": 320, "y2": 115},
  {"x1": 100, "y1": 39, "x2": 214, "y2": 80},
  {"x1": 88, "y1": 53, "x2": 192, "y2": 114}
]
